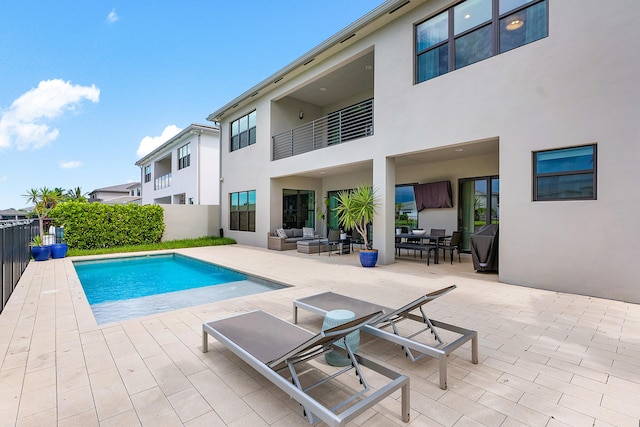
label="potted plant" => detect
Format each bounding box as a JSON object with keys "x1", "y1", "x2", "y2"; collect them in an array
[
  {"x1": 29, "y1": 235, "x2": 51, "y2": 261},
  {"x1": 51, "y1": 236, "x2": 68, "y2": 259},
  {"x1": 334, "y1": 184, "x2": 379, "y2": 267},
  {"x1": 23, "y1": 187, "x2": 60, "y2": 241}
]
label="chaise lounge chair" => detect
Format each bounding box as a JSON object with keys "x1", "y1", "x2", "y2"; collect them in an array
[
  {"x1": 202, "y1": 310, "x2": 410, "y2": 426},
  {"x1": 293, "y1": 285, "x2": 478, "y2": 390}
]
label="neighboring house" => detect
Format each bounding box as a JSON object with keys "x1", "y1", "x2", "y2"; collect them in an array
[
  {"x1": 125, "y1": 182, "x2": 142, "y2": 205},
  {"x1": 0, "y1": 209, "x2": 28, "y2": 220},
  {"x1": 135, "y1": 124, "x2": 220, "y2": 205},
  {"x1": 207, "y1": 0, "x2": 640, "y2": 303},
  {"x1": 88, "y1": 183, "x2": 136, "y2": 204}
]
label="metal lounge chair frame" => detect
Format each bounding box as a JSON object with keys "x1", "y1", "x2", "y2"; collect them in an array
[
  {"x1": 293, "y1": 285, "x2": 478, "y2": 390},
  {"x1": 202, "y1": 310, "x2": 410, "y2": 426}
]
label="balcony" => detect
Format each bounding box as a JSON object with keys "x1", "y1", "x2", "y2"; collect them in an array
[
  {"x1": 154, "y1": 173, "x2": 172, "y2": 190},
  {"x1": 272, "y1": 99, "x2": 373, "y2": 161}
]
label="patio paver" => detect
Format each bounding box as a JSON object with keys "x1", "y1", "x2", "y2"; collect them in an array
[{"x1": 1, "y1": 245, "x2": 639, "y2": 426}]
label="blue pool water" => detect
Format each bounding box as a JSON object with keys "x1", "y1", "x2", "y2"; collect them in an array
[{"x1": 73, "y1": 253, "x2": 285, "y2": 324}]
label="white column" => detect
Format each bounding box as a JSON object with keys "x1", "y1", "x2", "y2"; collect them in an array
[{"x1": 372, "y1": 156, "x2": 396, "y2": 265}]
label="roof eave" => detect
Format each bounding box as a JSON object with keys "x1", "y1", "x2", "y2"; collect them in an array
[{"x1": 206, "y1": 0, "x2": 412, "y2": 123}]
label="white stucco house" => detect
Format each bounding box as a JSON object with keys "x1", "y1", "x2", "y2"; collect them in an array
[
  {"x1": 88, "y1": 183, "x2": 139, "y2": 204},
  {"x1": 135, "y1": 124, "x2": 221, "y2": 206},
  {"x1": 207, "y1": 0, "x2": 640, "y2": 303}
]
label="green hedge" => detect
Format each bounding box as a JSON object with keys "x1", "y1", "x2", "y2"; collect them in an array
[{"x1": 50, "y1": 202, "x2": 165, "y2": 249}]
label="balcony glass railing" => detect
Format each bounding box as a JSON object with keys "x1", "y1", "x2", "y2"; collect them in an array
[
  {"x1": 154, "y1": 173, "x2": 171, "y2": 190},
  {"x1": 272, "y1": 99, "x2": 373, "y2": 160}
]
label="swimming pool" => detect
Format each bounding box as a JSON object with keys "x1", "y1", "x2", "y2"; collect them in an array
[{"x1": 73, "y1": 253, "x2": 287, "y2": 324}]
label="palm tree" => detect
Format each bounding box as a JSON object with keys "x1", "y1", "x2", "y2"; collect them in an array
[
  {"x1": 334, "y1": 184, "x2": 378, "y2": 250},
  {"x1": 65, "y1": 186, "x2": 88, "y2": 202},
  {"x1": 23, "y1": 187, "x2": 61, "y2": 238}
]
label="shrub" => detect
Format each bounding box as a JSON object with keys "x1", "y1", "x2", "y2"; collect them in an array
[{"x1": 50, "y1": 202, "x2": 165, "y2": 249}]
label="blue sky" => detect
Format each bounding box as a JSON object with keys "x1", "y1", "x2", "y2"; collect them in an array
[{"x1": 0, "y1": 1, "x2": 384, "y2": 209}]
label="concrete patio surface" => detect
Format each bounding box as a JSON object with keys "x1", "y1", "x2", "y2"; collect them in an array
[{"x1": 1, "y1": 244, "x2": 639, "y2": 426}]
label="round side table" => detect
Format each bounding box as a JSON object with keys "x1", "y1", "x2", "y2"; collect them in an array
[{"x1": 322, "y1": 309, "x2": 360, "y2": 366}]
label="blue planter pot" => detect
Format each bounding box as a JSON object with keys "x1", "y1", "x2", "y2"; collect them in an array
[
  {"x1": 31, "y1": 245, "x2": 52, "y2": 261},
  {"x1": 51, "y1": 243, "x2": 68, "y2": 259},
  {"x1": 359, "y1": 249, "x2": 378, "y2": 267}
]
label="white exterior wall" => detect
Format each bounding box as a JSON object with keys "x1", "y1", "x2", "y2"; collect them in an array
[
  {"x1": 216, "y1": 0, "x2": 640, "y2": 302},
  {"x1": 139, "y1": 129, "x2": 220, "y2": 206}
]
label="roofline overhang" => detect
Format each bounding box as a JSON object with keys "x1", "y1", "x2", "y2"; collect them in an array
[
  {"x1": 134, "y1": 123, "x2": 220, "y2": 167},
  {"x1": 206, "y1": 0, "x2": 414, "y2": 123}
]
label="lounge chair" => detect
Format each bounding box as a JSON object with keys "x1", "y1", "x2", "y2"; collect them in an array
[
  {"x1": 202, "y1": 310, "x2": 410, "y2": 426},
  {"x1": 293, "y1": 285, "x2": 478, "y2": 390}
]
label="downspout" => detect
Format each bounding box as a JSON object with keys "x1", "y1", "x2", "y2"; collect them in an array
[
  {"x1": 139, "y1": 165, "x2": 144, "y2": 204},
  {"x1": 217, "y1": 122, "x2": 222, "y2": 235},
  {"x1": 197, "y1": 130, "x2": 201, "y2": 204}
]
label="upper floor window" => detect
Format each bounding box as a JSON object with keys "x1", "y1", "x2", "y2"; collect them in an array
[
  {"x1": 178, "y1": 143, "x2": 190, "y2": 169},
  {"x1": 416, "y1": 0, "x2": 547, "y2": 83},
  {"x1": 144, "y1": 165, "x2": 151, "y2": 183},
  {"x1": 533, "y1": 144, "x2": 597, "y2": 201},
  {"x1": 230, "y1": 190, "x2": 256, "y2": 231},
  {"x1": 231, "y1": 110, "x2": 256, "y2": 152}
]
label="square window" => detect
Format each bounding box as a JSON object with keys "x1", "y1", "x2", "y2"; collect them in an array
[{"x1": 533, "y1": 145, "x2": 596, "y2": 201}]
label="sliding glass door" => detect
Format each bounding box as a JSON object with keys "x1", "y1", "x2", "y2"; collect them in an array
[{"x1": 458, "y1": 176, "x2": 499, "y2": 251}]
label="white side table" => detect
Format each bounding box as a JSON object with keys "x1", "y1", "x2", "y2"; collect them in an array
[{"x1": 322, "y1": 309, "x2": 360, "y2": 366}]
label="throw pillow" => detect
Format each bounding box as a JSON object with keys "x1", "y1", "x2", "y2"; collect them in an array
[
  {"x1": 303, "y1": 227, "x2": 315, "y2": 238},
  {"x1": 293, "y1": 228, "x2": 303, "y2": 237},
  {"x1": 276, "y1": 228, "x2": 287, "y2": 238}
]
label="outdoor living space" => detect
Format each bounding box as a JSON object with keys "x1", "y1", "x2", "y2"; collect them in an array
[{"x1": 1, "y1": 245, "x2": 640, "y2": 426}]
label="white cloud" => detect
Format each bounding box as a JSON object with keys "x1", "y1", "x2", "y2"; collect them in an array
[
  {"x1": 0, "y1": 79, "x2": 100, "y2": 150},
  {"x1": 136, "y1": 125, "x2": 182, "y2": 158},
  {"x1": 59, "y1": 160, "x2": 83, "y2": 169},
  {"x1": 107, "y1": 9, "x2": 119, "y2": 23}
]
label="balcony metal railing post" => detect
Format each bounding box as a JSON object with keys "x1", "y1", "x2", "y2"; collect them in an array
[{"x1": 291, "y1": 129, "x2": 294, "y2": 158}]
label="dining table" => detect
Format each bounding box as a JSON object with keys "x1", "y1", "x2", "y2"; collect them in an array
[{"x1": 395, "y1": 233, "x2": 451, "y2": 264}]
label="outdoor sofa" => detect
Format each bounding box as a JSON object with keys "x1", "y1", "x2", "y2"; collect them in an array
[{"x1": 267, "y1": 227, "x2": 318, "y2": 250}]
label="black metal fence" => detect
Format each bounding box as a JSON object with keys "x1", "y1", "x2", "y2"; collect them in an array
[{"x1": 0, "y1": 220, "x2": 38, "y2": 313}]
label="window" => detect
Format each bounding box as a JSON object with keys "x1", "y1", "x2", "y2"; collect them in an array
[
  {"x1": 282, "y1": 189, "x2": 315, "y2": 229},
  {"x1": 144, "y1": 165, "x2": 151, "y2": 183},
  {"x1": 231, "y1": 111, "x2": 256, "y2": 152},
  {"x1": 533, "y1": 145, "x2": 596, "y2": 201},
  {"x1": 416, "y1": 0, "x2": 547, "y2": 83},
  {"x1": 178, "y1": 143, "x2": 190, "y2": 169},
  {"x1": 230, "y1": 190, "x2": 256, "y2": 231},
  {"x1": 395, "y1": 185, "x2": 418, "y2": 229}
]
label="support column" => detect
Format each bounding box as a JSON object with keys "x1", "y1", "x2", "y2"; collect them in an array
[{"x1": 372, "y1": 156, "x2": 396, "y2": 265}]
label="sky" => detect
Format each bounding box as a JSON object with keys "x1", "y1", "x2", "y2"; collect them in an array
[{"x1": 0, "y1": 1, "x2": 386, "y2": 210}]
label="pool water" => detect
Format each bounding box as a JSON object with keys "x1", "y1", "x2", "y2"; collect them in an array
[{"x1": 73, "y1": 253, "x2": 285, "y2": 324}]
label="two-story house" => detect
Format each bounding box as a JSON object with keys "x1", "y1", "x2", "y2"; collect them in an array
[
  {"x1": 207, "y1": 0, "x2": 640, "y2": 303},
  {"x1": 88, "y1": 183, "x2": 137, "y2": 204},
  {"x1": 136, "y1": 124, "x2": 220, "y2": 205}
]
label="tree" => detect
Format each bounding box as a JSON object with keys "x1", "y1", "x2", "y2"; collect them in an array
[
  {"x1": 333, "y1": 184, "x2": 378, "y2": 250},
  {"x1": 65, "y1": 187, "x2": 88, "y2": 202},
  {"x1": 23, "y1": 187, "x2": 61, "y2": 237}
]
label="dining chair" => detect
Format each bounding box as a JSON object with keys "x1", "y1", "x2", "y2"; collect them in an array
[
  {"x1": 440, "y1": 231, "x2": 462, "y2": 264},
  {"x1": 327, "y1": 229, "x2": 341, "y2": 256}
]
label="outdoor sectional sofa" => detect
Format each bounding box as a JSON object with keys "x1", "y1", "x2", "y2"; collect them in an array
[{"x1": 267, "y1": 227, "x2": 318, "y2": 251}]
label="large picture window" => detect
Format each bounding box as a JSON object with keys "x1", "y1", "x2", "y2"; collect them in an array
[
  {"x1": 395, "y1": 185, "x2": 418, "y2": 229},
  {"x1": 230, "y1": 190, "x2": 256, "y2": 231},
  {"x1": 416, "y1": 0, "x2": 547, "y2": 83},
  {"x1": 178, "y1": 143, "x2": 190, "y2": 169},
  {"x1": 282, "y1": 189, "x2": 315, "y2": 229},
  {"x1": 231, "y1": 111, "x2": 256, "y2": 152},
  {"x1": 533, "y1": 145, "x2": 596, "y2": 201}
]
